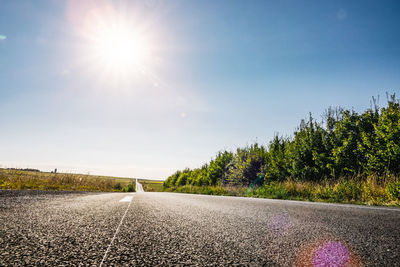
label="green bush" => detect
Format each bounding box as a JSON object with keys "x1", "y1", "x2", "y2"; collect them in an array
[
  {"x1": 121, "y1": 183, "x2": 135, "y2": 192},
  {"x1": 164, "y1": 94, "x2": 400, "y2": 206},
  {"x1": 334, "y1": 180, "x2": 362, "y2": 202},
  {"x1": 386, "y1": 181, "x2": 400, "y2": 200},
  {"x1": 127, "y1": 183, "x2": 135, "y2": 192},
  {"x1": 256, "y1": 183, "x2": 289, "y2": 199},
  {"x1": 114, "y1": 183, "x2": 122, "y2": 190},
  {"x1": 315, "y1": 186, "x2": 335, "y2": 200}
]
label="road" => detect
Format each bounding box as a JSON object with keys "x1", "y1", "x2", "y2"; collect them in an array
[
  {"x1": 1, "y1": 185, "x2": 399, "y2": 266},
  {"x1": 135, "y1": 179, "x2": 144, "y2": 193}
]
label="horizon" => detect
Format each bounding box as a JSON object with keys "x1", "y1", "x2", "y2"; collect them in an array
[{"x1": 1, "y1": 0, "x2": 399, "y2": 179}]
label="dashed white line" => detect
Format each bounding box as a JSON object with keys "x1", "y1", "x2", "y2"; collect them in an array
[
  {"x1": 99, "y1": 195, "x2": 133, "y2": 267},
  {"x1": 119, "y1": 196, "x2": 133, "y2": 202}
]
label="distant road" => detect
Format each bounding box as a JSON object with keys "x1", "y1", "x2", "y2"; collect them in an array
[
  {"x1": 1, "y1": 190, "x2": 399, "y2": 266},
  {"x1": 135, "y1": 179, "x2": 144, "y2": 193}
]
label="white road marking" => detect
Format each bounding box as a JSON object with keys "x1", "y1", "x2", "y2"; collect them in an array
[
  {"x1": 119, "y1": 196, "x2": 133, "y2": 202},
  {"x1": 99, "y1": 196, "x2": 133, "y2": 267}
]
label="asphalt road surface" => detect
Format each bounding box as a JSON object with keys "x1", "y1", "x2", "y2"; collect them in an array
[
  {"x1": 1, "y1": 185, "x2": 399, "y2": 266},
  {"x1": 135, "y1": 180, "x2": 144, "y2": 193}
]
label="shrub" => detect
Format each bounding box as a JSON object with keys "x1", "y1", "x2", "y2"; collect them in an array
[
  {"x1": 334, "y1": 180, "x2": 362, "y2": 202},
  {"x1": 114, "y1": 183, "x2": 122, "y2": 190},
  {"x1": 256, "y1": 182, "x2": 289, "y2": 199},
  {"x1": 386, "y1": 181, "x2": 400, "y2": 200},
  {"x1": 314, "y1": 186, "x2": 335, "y2": 200},
  {"x1": 127, "y1": 183, "x2": 135, "y2": 192}
]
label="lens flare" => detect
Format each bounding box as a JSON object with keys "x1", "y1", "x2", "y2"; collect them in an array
[
  {"x1": 268, "y1": 212, "x2": 291, "y2": 234},
  {"x1": 312, "y1": 241, "x2": 349, "y2": 267},
  {"x1": 295, "y1": 239, "x2": 362, "y2": 267}
]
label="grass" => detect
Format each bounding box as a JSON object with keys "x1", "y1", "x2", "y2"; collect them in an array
[
  {"x1": 4, "y1": 168, "x2": 398, "y2": 206},
  {"x1": 0, "y1": 169, "x2": 135, "y2": 192},
  {"x1": 138, "y1": 179, "x2": 164, "y2": 192},
  {"x1": 163, "y1": 185, "x2": 247, "y2": 196},
  {"x1": 164, "y1": 175, "x2": 400, "y2": 206}
]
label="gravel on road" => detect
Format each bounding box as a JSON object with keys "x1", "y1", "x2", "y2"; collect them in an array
[{"x1": 1, "y1": 189, "x2": 399, "y2": 266}]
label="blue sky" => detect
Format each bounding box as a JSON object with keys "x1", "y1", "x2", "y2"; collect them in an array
[{"x1": 1, "y1": 0, "x2": 399, "y2": 179}]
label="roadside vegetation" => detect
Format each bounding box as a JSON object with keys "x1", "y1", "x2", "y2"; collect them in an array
[
  {"x1": 139, "y1": 179, "x2": 164, "y2": 192},
  {"x1": 0, "y1": 169, "x2": 135, "y2": 192},
  {"x1": 164, "y1": 94, "x2": 400, "y2": 206}
]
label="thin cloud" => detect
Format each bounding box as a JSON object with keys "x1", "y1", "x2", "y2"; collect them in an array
[{"x1": 0, "y1": 34, "x2": 7, "y2": 41}]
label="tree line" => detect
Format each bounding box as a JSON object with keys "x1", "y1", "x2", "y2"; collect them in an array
[{"x1": 164, "y1": 94, "x2": 400, "y2": 188}]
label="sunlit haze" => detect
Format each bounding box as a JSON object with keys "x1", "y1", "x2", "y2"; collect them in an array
[{"x1": 1, "y1": 0, "x2": 399, "y2": 179}]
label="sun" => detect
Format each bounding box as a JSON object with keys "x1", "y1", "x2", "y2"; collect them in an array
[
  {"x1": 69, "y1": 2, "x2": 162, "y2": 86},
  {"x1": 72, "y1": 3, "x2": 156, "y2": 82},
  {"x1": 91, "y1": 23, "x2": 150, "y2": 75},
  {"x1": 93, "y1": 24, "x2": 149, "y2": 73}
]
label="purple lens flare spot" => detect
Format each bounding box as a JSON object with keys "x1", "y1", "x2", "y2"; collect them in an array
[
  {"x1": 312, "y1": 241, "x2": 350, "y2": 267},
  {"x1": 269, "y1": 212, "x2": 291, "y2": 234}
]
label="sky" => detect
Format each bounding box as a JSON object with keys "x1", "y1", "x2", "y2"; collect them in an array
[{"x1": 1, "y1": 0, "x2": 399, "y2": 179}]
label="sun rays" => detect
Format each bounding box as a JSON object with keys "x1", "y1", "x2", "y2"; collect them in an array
[{"x1": 68, "y1": 1, "x2": 159, "y2": 87}]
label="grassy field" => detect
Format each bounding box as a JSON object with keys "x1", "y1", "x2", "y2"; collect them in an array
[
  {"x1": 3, "y1": 168, "x2": 398, "y2": 206},
  {"x1": 138, "y1": 179, "x2": 164, "y2": 192},
  {"x1": 0, "y1": 169, "x2": 135, "y2": 192},
  {"x1": 163, "y1": 175, "x2": 400, "y2": 206}
]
